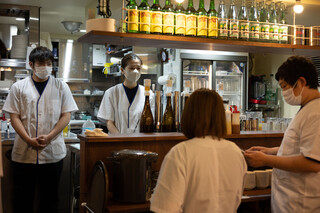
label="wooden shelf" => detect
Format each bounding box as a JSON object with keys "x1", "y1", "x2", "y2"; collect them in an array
[{"x1": 78, "y1": 31, "x2": 320, "y2": 56}]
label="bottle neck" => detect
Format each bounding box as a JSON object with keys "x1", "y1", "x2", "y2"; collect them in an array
[
  {"x1": 129, "y1": 0, "x2": 137, "y2": 5},
  {"x1": 165, "y1": 0, "x2": 171, "y2": 6},
  {"x1": 199, "y1": 0, "x2": 205, "y2": 9},
  {"x1": 209, "y1": 0, "x2": 215, "y2": 10},
  {"x1": 141, "y1": 0, "x2": 148, "y2": 3},
  {"x1": 153, "y1": 0, "x2": 160, "y2": 4},
  {"x1": 187, "y1": 0, "x2": 194, "y2": 8}
]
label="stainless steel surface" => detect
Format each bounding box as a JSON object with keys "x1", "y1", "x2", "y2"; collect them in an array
[
  {"x1": 56, "y1": 41, "x2": 90, "y2": 81},
  {"x1": 174, "y1": 91, "x2": 179, "y2": 132},
  {"x1": 0, "y1": 59, "x2": 26, "y2": 68},
  {"x1": 155, "y1": 91, "x2": 162, "y2": 132},
  {"x1": 133, "y1": 46, "x2": 161, "y2": 75}
]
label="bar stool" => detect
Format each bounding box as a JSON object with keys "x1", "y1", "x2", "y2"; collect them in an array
[{"x1": 81, "y1": 160, "x2": 108, "y2": 213}]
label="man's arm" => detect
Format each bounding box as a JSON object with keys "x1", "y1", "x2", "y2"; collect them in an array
[
  {"x1": 37, "y1": 112, "x2": 71, "y2": 145},
  {"x1": 10, "y1": 113, "x2": 44, "y2": 148},
  {"x1": 244, "y1": 151, "x2": 320, "y2": 173}
]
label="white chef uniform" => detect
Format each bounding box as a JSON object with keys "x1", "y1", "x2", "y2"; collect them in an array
[
  {"x1": 2, "y1": 76, "x2": 78, "y2": 164},
  {"x1": 272, "y1": 98, "x2": 320, "y2": 213},
  {"x1": 97, "y1": 83, "x2": 154, "y2": 134},
  {"x1": 150, "y1": 136, "x2": 247, "y2": 213}
]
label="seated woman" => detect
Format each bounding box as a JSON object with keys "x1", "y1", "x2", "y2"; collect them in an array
[{"x1": 150, "y1": 88, "x2": 247, "y2": 213}]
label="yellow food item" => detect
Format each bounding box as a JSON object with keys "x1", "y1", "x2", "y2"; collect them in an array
[{"x1": 85, "y1": 128, "x2": 108, "y2": 137}]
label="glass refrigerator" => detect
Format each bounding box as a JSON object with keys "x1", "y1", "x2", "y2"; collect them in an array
[{"x1": 180, "y1": 51, "x2": 248, "y2": 111}]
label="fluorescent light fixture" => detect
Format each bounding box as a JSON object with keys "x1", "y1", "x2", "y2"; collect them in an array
[
  {"x1": 15, "y1": 18, "x2": 25, "y2": 21},
  {"x1": 80, "y1": 29, "x2": 87, "y2": 33},
  {"x1": 294, "y1": 0, "x2": 304, "y2": 14},
  {"x1": 30, "y1": 17, "x2": 39, "y2": 21},
  {"x1": 63, "y1": 40, "x2": 74, "y2": 79}
]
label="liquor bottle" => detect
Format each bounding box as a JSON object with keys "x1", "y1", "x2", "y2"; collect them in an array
[
  {"x1": 162, "y1": 92, "x2": 175, "y2": 132},
  {"x1": 127, "y1": 0, "x2": 139, "y2": 33},
  {"x1": 162, "y1": 0, "x2": 175, "y2": 35},
  {"x1": 238, "y1": 0, "x2": 249, "y2": 41},
  {"x1": 150, "y1": 0, "x2": 163, "y2": 34},
  {"x1": 279, "y1": 2, "x2": 288, "y2": 44},
  {"x1": 249, "y1": 0, "x2": 259, "y2": 41},
  {"x1": 207, "y1": 0, "x2": 218, "y2": 38},
  {"x1": 140, "y1": 80, "x2": 154, "y2": 132},
  {"x1": 196, "y1": 0, "x2": 207, "y2": 37},
  {"x1": 175, "y1": 2, "x2": 186, "y2": 36},
  {"x1": 218, "y1": 0, "x2": 228, "y2": 39},
  {"x1": 139, "y1": 0, "x2": 151, "y2": 34},
  {"x1": 259, "y1": 0, "x2": 269, "y2": 42},
  {"x1": 228, "y1": 0, "x2": 239, "y2": 40},
  {"x1": 185, "y1": 0, "x2": 197, "y2": 37},
  {"x1": 269, "y1": 2, "x2": 279, "y2": 43}
]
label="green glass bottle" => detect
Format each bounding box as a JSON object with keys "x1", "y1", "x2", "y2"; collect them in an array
[
  {"x1": 162, "y1": 0, "x2": 175, "y2": 35},
  {"x1": 269, "y1": 2, "x2": 279, "y2": 43},
  {"x1": 207, "y1": 0, "x2": 218, "y2": 38},
  {"x1": 218, "y1": 0, "x2": 228, "y2": 39},
  {"x1": 140, "y1": 91, "x2": 154, "y2": 132},
  {"x1": 279, "y1": 2, "x2": 288, "y2": 44},
  {"x1": 259, "y1": 0, "x2": 269, "y2": 42},
  {"x1": 162, "y1": 94, "x2": 175, "y2": 132},
  {"x1": 150, "y1": 0, "x2": 163, "y2": 34},
  {"x1": 175, "y1": 2, "x2": 186, "y2": 36},
  {"x1": 249, "y1": 0, "x2": 259, "y2": 41},
  {"x1": 228, "y1": 0, "x2": 239, "y2": 39},
  {"x1": 238, "y1": 0, "x2": 249, "y2": 41},
  {"x1": 139, "y1": 0, "x2": 151, "y2": 34},
  {"x1": 127, "y1": 0, "x2": 139, "y2": 33},
  {"x1": 185, "y1": 0, "x2": 197, "y2": 37},
  {"x1": 196, "y1": 0, "x2": 207, "y2": 37}
]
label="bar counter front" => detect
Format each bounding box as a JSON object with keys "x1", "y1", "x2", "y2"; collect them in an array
[{"x1": 78, "y1": 131, "x2": 283, "y2": 213}]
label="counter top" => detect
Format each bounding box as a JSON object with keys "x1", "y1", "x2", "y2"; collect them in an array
[{"x1": 78, "y1": 131, "x2": 284, "y2": 143}]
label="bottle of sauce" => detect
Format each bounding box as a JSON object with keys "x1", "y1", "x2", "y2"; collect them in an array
[
  {"x1": 225, "y1": 105, "x2": 232, "y2": 135},
  {"x1": 232, "y1": 105, "x2": 240, "y2": 134},
  {"x1": 140, "y1": 79, "x2": 154, "y2": 132}
]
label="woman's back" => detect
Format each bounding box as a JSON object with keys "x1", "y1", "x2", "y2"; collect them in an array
[{"x1": 151, "y1": 136, "x2": 247, "y2": 213}]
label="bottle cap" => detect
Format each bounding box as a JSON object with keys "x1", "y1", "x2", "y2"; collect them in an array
[
  {"x1": 166, "y1": 79, "x2": 173, "y2": 87},
  {"x1": 185, "y1": 80, "x2": 191, "y2": 88},
  {"x1": 144, "y1": 79, "x2": 151, "y2": 87},
  {"x1": 87, "y1": 116, "x2": 92, "y2": 120},
  {"x1": 233, "y1": 106, "x2": 240, "y2": 113}
]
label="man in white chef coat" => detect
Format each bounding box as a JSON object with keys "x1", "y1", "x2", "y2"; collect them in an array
[
  {"x1": 245, "y1": 56, "x2": 320, "y2": 213},
  {"x1": 2, "y1": 46, "x2": 78, "y2": 213}
]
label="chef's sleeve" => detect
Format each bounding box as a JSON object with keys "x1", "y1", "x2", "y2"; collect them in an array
[
  {"x1": 61, "y1": 82, "x2": 78, "y2": 113},
  {"x1": 2, "y1": 84, "x2": 20, "y2": 115},
  {"x1": 97, "y1": 89, "x2": 115, "y2": 123}
]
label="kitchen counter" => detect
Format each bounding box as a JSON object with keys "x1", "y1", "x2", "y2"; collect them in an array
[{"x1": 78, "y1": 131, "x2": 283, "y2": 213}]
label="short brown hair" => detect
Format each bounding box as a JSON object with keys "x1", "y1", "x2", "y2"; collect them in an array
[{"x1": 181, "y1": 88, "x2": 226, "y2": 139}]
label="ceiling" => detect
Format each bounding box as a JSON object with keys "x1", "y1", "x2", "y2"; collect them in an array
[{"x1": 0, "y1": 0, "x2": 319, "y2": 38}]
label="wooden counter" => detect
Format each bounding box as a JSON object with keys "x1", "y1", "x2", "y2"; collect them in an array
[{"x1": 78, "y1": 131, "x2": 283, "y2": 213}]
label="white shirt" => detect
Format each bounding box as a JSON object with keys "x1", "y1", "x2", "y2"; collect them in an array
[
  {"x1": 272, "y1": 98, "x2": 320, "y2": 213},
  {"x1": 97, "y1": 83, "x2": 154, "y2": 134},
  {"x1": 2, "y1": 76, "x2": 78, "y2": 164},
  {"x1": 150, "y1": 136, "x2": 247, "y2": 213}
]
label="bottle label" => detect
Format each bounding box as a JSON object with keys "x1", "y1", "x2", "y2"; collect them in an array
[
  {"x1": 218, "y1": 19, "x2": 228, "y2": 37},
  {"x1": 139, "y1": 10, "x2": 151, "y2": 32},
  {"x1": 128, "y1": 9, "x2": 139, "y2": 32},
  {"x1": 239, "y1": 21, "x2": 249, "y2": 39},
  {"x1": 208, "y1": 16, "x2": 218, "y2": 37},
  {"x1": 163, "y1": 12, "x2": 174, "y2": 34},
  {"x1": 151, "y1": 11, "x2": 162, "y2": 33},
  {"x1": 279, "y1": 25, "x2": 288, "y2": 41},
  {"x1": 186, "y1": 14, "x2": 196, "y2": 36},
  {"x1": 229, "y1": 21, "x2": 239, "y2": 38},
  {"x1": 250, "y1": 23, "x2": 259, "y2": 39},
  {"x1": 197, "y1": 15, "x2": 207, "y2": 37},
  {"x1": 260, "y1": 24, "x2": 270, "y2": 40},
  {"x1": 175, "y1": 13, "x2": 186, "y2": 35},
  {"x1": 270, "y1": 24, "x2": 279, "y2": 40}
]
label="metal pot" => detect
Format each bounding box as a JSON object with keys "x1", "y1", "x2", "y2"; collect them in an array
[{"x1": 108, "y1": 149, "x2": 158, "y2": 203}]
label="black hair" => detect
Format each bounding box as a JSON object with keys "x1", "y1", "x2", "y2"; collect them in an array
[
  {"x1": 120, "y1": 53, "x2": 142, "y2": 69},
  {"x1": 29, "y1": 46, "x2": 54, "y2": 64},
  {"x1": 275, "y1": 56, "x2": 319, "y2": 89}
]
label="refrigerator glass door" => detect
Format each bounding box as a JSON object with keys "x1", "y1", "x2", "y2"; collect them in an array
[
  {"x1": 215, "y1": 61, "x2": 245, "y2": 109},
  {"x1": 182, "y1": 59, "x2": 212, "y2": 92}
]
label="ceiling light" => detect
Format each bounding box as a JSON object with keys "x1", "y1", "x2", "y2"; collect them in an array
[
  {"x1": 80, "y1": 29, "x2": 87, "y2": 33},
  {"x1": 61, "y1": 21, "x2": 82, "y2": 34},
  {"x1": 15, "y1": 18, "x2": 25, "y2": 21},
  {"x1": 294, "y1": 0, "x2": 304, "y2": 14}
]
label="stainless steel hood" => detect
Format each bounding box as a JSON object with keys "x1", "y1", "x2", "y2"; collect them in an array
[{"x1": 0, "y1": 58, "x2": 25, "y2": 68}]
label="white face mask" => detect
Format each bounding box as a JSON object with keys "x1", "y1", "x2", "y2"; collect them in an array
[
  {"x1": 124, "y1": 69, "x2": 141, "y2": 83},
  {"x1": 34, "y1": 66, "x2": 52, "y2": 79},
  {"x1": 282, "y1": 81, "x2": 304, "y2": 105}
]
